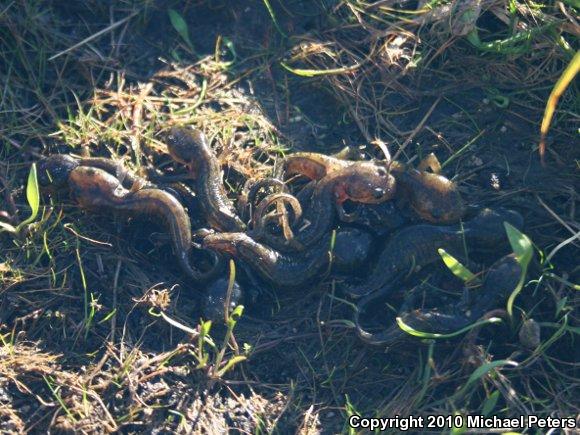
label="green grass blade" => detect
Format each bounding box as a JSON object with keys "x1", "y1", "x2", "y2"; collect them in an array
[
  {"x1": 216, "y1": 355, "x2": 247, "y2": 377},
  {"x1": 455, "y1": 360, "x2": 518, "y2": 399},
  {"x1": 261, "y1": 0, "x2": 287, "y2": 38},
  {"x1": 225, "y1": 259, "x2": 236, "y2": 323},
  {"x1": 504, "y1": 223, "x2": 533, "y2": 317},
  {"x1": 396, "y1": 316, "x2": 503, "y2": 339},
  {"x1": 540, "y1": 50, "x2": 580, "y2": 161},
  {"x1": 280, "y1": 61, "x2": 361, "y2": 77},
  {"x1": 481, "y1": 390, "x2": 500, "y2": 416}
]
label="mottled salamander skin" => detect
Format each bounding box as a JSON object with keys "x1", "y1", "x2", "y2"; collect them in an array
[
  {"x1": 345, "y1": 201, "x2": 408, "y2": 237},
  {"x1": 260, "y1": 163, "x2": 396, "y2": 251},
  {"x1": 331, "y1": 227, "x2": 374, "y2": 274},
  {"x1": 356, "y1": 253, "x2": 522, "y2": 345},
  {"x1": 37, "y1": 154, "x2": 79, "y2": 190},
  {"x1": 166, "y1": 127, "x2": 246, "y2": 232},
  {"x1": 203, "y1": 232, "x2": 334, "y2": 289},
  {"x1": 343, "y1": 208, "x2": 524, "y2": 298}
]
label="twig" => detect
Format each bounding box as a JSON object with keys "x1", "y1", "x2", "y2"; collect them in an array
[
  {"x1": 49, "y1": 10, "x2": 140, "y2": 61},
  {"x1": 393, "y1": 96, "x2": 441, "y2": 161},
  {"x1": 536, "y1": 195, "x2": 578, "y2": 237}
]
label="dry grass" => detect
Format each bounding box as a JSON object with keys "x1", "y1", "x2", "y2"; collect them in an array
[{"x1": 0, "y1": 0, "x2": 578, "y2": 433}]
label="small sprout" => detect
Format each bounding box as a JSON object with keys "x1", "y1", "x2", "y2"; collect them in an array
[
  {"x1": 504, "y1": 223, "x2": 534, "y2": 317},
  {"x1": 0, "y1": 163, "x2": 41, "y2": 236}
]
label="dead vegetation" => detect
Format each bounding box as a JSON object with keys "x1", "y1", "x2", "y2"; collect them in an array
[{"x1": 0, "y1": 0, "x2": 578, "y2": 433}]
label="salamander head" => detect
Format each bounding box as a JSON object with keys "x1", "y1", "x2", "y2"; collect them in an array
[
  {"x1": 67, "y1": 167, "x2": 124, "y2": 209},
  {"x1": 37, "y1": 154, "x2": 79, "y2": 190},
  {"x1": 166, "y1": 127, "x2": 212, "y2": 170},
  {"x1": 403, "y1": 171, "x2": 465, "y2": 223},
  {"x1": 337, "y1": 163, "x2": 396, "y2": 204}
]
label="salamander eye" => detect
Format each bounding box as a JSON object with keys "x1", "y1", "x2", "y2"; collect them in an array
[
  {"x1": 376, "y1": 167, "x2": 387, "y2": 177},
  {"x1": 373, "y1": 187, "x2": 385, "y2": 199}
]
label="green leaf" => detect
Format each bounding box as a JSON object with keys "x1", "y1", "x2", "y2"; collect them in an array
[
  {"x1": 168, "y1": 9, "x2": 195, "y2": 53},
  {"x1": 396, "y1": 316, "x2": 503, "y2": 339},
  {"x1": 438, "y1": 248, "x2": 478, "y2": 283},
  {"x1": 201, "y1": 319, "x2": 212, "y2": 336},
  {"x1": 216, "y1": 355, "x2": 247, "y2": 377},
  {"x1": 504, "y1": 223, "x2": 534, "y2": 317},
  {"x1": 481, "y1": 390, "x2": 500, "y2": 416},
  {"x1": 227, "y1": 305, "x2": 244, "y2": 329},
  {"x1": 23, "y1": 162, "x2": 41, "y2": 223},
  {"x1": 280, "y1": 61, "x2": 361, "y2": 77}
]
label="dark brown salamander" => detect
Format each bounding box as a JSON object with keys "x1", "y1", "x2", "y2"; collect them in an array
[
  {"x1": 77, "y1": 157, "x2": 205, "y2": 225},
  {"x1": 281, "y1": 151, "x2": 465, "y2": 224},
  {"x1": 39, "y1": 158, "x2": 220, "y2": 283},
  {"x1": 355, "y1": 253, "x2": 522, "y2": 345},
  {"x1": 256, "y1": 163, "x2": 396, "y2": 251},
  {"x1": 166, "y1": 127, "x2": 246, "y2": 232},
  {"x1": 68, "y1": 167, "x2": 220, "y2": 283},
  {"x1": 203, "y1": 232, "x2": 334, "y2": 288},
  {"x1": 341, "y1": 200, "x2": 408, "y2": 237},
  {"x1": 76, "y1": 157, "x2": 151, "y2": 190},
  {"x1": 342, "y1": 207, "x2": 524, "y2": 298},
  {"x1": 238, "y1": 177, "x2": 288, "y2": 223}
]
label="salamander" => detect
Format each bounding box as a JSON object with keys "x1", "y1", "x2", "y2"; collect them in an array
[
  {"x1": 166, "y1": 127, "x2": 246, "y2": 232},
  {"x1": 355, "y1": 253, "x2": 522, "y2": 345},
  {"x1": 342, "y1": 207, "x2": 523, "y2": 298},
  {"x1": 38, "y1": 157, "x2": 220, "y2": 283},
  {"x1": 280, "y1": 151, "x2": 465, "y2": 225},
  {"x1": 203, "y1": 232, "x2": 334, "y2": 288},
  {"x1": 256, "y1": 163, "x2": 396, "y2": 251},
  {"x1": 331, "y1": 227, "x2": 375, "y2": 274}
]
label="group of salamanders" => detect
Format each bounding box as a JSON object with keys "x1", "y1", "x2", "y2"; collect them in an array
[{"x1": 37, "y1": 127, "x2": 524, "y2": 343}]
